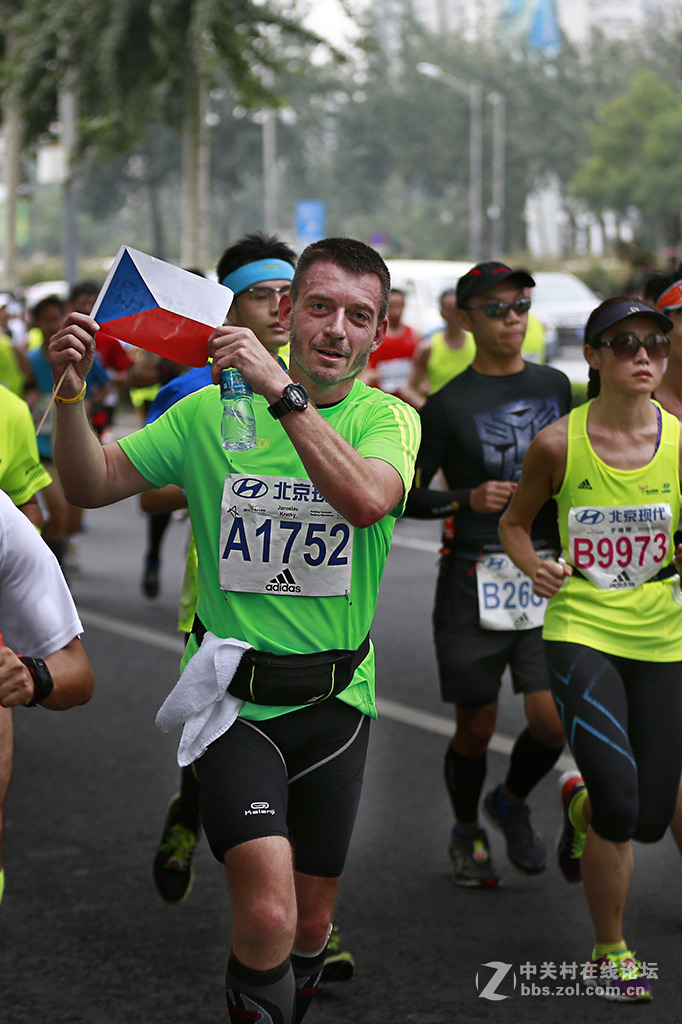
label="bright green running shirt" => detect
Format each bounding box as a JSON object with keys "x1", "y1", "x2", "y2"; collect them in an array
[
  {"x1": 0, "y1": 387, "x2": 52, "y2": 506},
  {"x1": 544, "y1": 399, "x2": 682, "y2": 660},
  {"x1": 426, "y1": 330, "x2": 475, "y2": 395},
  {"x1": 119, "y1": 378, "x2": 420, "y2": 719}
]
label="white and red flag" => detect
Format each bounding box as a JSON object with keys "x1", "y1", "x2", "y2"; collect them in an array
[{"x1": 91, "y1": 246, "x2": 233, "y2": 367}]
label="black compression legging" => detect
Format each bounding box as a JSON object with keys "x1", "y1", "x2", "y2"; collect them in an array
[{"x1": 545, "y1": 641, "x2": 682, "y2": 844}]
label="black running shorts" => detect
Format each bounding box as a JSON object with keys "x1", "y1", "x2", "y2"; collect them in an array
[
  {"x1": 194, "y1": 699, "x2": 370, "y2": 878},
  {"x1": 433, "y1": 553, "x2": 550, "y2": 707}
]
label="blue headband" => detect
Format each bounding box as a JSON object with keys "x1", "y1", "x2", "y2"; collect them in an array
[{"x1": 221, "y1": 259, "x2": 295, "y2": 295}]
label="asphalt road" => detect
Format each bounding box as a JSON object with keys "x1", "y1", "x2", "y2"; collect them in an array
[{"x1": 2, "y1": 469, "x2": 681, "y2": 1023}]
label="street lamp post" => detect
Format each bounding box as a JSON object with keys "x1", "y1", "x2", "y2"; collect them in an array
[
  {"x1": 262, "y1": 109, "x2": 277, "y2": 234},
  {"x1": 417, "y1": 61, "x2": 483, "y2": 263},
  {"x1": 487, "y1": 91, "x2": 505, "y2": 259}
]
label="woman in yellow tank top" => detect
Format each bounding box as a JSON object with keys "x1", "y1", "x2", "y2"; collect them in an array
[{"x1": 499, "y1": 297, "x2": 681, "y2": 1003}]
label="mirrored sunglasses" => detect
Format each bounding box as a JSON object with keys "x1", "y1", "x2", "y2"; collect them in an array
[
  {"x1": 597, "y1": 332, "x2": 670, "y2": 360},
  {"x1": 465, "y1": 297, "x2": 532, "y2": 319}
]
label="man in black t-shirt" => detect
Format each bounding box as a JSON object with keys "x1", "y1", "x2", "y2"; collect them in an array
[{"x1": 406, "y1": 262, "x2": 570, "y2": 887}]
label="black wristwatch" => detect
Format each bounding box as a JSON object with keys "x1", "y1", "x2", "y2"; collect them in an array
[
  {"x1": 268, "y1": 383, "x2": 309, "y2": 420},
  {"x1": 19, "y1": 656, "x2": 54, "y2": 706}
]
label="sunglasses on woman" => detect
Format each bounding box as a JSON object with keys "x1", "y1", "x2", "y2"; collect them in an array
[
  {"x1": 464, "y1": 297, "x2": 532, "y2": 318},
  {"x1": 596, "y1": 332, "x2": 670, "y2": 360}
]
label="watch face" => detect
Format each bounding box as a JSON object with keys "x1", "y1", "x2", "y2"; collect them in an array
[
  {"x1": 269, "y1": 383, "x2": 309, "y2": 419},
  {"x1": 287, "y1": 384, "x2": 308, "y2": 409}
]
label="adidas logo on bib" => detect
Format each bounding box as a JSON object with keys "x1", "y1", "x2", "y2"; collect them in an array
[
  {"x1": 514, "y1": 612, "x2": 532, "y2": 629},
  {"x1": 609, "y1": 570, "x2": 634, "y2": 590},
  {"x1": 266, "y1": 568, "x2": 302, "y2": 593},
  {"x1": 577, "y1": 479, "x2": 592, "y2": 490}
]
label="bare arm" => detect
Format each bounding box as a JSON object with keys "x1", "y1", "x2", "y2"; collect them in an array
[
  {"x1": 0, "y1": 637, "x2": 93, "y2": 710},
  {"x1": 48, "y1": 314, "x2": 155, "y2": 507},
  {"x1": 208, "y1": 326, "x2": 406, "y2": 528},
  {"x1": 17, "y1": 495, "x2": 44, "y2": 530},
  {"x1": 400, "y1": 340, "x2": 431, "y2": 410},
  {"x1": 127, "y1": 349, "x2": 161, "y2": 388},
  {"x1": 498, "y1": 419, "x2": 571, "y2": 598},
  {"x1": 140, "y1": 485, "x2": 187, "y2": 516}
]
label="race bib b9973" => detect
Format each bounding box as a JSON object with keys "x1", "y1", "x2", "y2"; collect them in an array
[{"x1": 567, "y1": 503, "x2": 672, "y2": 590}]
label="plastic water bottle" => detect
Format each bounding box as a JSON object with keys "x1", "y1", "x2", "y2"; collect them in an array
[{"x1": 220, "y1": 369, "x2": 257, "y2": 451}]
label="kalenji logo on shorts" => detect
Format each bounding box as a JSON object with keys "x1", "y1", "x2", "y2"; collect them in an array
[
  {"x1": 245, "y1": 801, "x2": 276, "y2": 816},
  {"x1": 266, "y1": 569, "x2": 301, "y2": 593}
]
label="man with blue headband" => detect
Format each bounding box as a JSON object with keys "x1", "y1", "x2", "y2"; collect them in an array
[{"x1": 148, "y1": 235, "x2": 297, "y2": 909}]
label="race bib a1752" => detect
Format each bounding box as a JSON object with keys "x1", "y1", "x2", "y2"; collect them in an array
[{"x1": 219, "y1": 473, "x2": 353, "y2": 597}]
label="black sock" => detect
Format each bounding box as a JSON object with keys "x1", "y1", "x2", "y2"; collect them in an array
[
  {"x1": 444, "y1": 744, "x2": 487, "y2": 824},
  {"x1": 505, "y1": 727, "x2": 563, "y2": 800},
  {"x1": 225, "y1": 953, "x2": 295, "y2": 1024},
  {"x1": 290, "y1": 947, "x2": 327, "y2": 1024},
  {"x1": 146, "y1": 512, "x2": 171, "y2": 564}
]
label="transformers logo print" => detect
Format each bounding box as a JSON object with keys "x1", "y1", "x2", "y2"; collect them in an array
[{"x1": 474, "y1": 398, "x2": 561, "y2": 481}]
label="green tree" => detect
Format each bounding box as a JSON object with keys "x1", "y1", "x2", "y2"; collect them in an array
[
  {"x1": 1, "y1": 0, "x2": 336, "y2": 274},
  {"x1": 571, "y1": 70, "x2": 682, "y2": 250}
]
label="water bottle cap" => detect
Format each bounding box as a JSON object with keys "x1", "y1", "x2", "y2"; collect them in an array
[{"x1": 220, "y1": 368, "x2": 253, "y2": 398}]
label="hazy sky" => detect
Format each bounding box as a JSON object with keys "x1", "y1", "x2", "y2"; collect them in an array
[{"x1": 303, "y1": 0, "x2": 361, "y2": 45}]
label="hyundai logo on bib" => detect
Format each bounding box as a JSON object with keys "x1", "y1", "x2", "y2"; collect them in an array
[
  {"x1": 575, "y1": 509, "x2": 605, "y2": 525},
  {"x1": 232, "y1": 478, "x2": 269, "y2": 499}
]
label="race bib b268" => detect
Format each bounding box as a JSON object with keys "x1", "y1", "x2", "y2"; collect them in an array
[{"x1": 476, "y1": 551, "x2": 552, "y2": 631}]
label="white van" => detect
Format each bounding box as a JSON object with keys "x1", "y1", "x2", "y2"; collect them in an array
[{"x1": 384, "y1": 259, "x2": 471, "y2": 335}]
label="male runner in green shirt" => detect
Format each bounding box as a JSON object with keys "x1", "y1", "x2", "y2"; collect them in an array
[{"x1": 48, "y1": 237, "x2": 420, "y2": 1024}]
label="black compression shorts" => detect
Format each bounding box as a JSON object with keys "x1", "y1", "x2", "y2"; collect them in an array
[
  {"x1": 433, "y1": 553, "x2": 550, "y2": 706},
  {"x1": 194, "y1": 699, "x2": 370, "y2": 877},
  {"x1": 546, "y1": 641, "x2": 682, "y2": 843}
]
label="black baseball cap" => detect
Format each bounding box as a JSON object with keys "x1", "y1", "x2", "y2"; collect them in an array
[
  {"x1": 456, "y1": 262, "x2": 535, "y2": 308},
  {"x1": 585, "y1": 298, "x2": 673, "y2": 345}
]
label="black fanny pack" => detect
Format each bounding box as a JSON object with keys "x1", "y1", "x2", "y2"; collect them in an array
[{"x1": 192, "y1": 617, "x2": 370, "y2": 707}]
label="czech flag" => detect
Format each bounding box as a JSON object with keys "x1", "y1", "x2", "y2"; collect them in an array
[{"x1": 91, "y1": 246, "x2": 233, "y2": 367}]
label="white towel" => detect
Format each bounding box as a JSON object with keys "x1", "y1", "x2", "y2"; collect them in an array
[{"x1": 155, "y1": 632, "x2": 252, "y2": 767}]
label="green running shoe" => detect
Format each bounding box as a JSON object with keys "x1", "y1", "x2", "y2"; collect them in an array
[
  {"x1": 556, "y1": 770, "x2": 587, "y2": 884},
  {"x1": 320, "y1": 925, "x2": 355, "y2": 983},
  {"x1": 582, "y1": 949, "x2": 653, "y2": 1002},
  {"x1": 153, "y1": 794, "x2": 200, "y2": 904}
]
